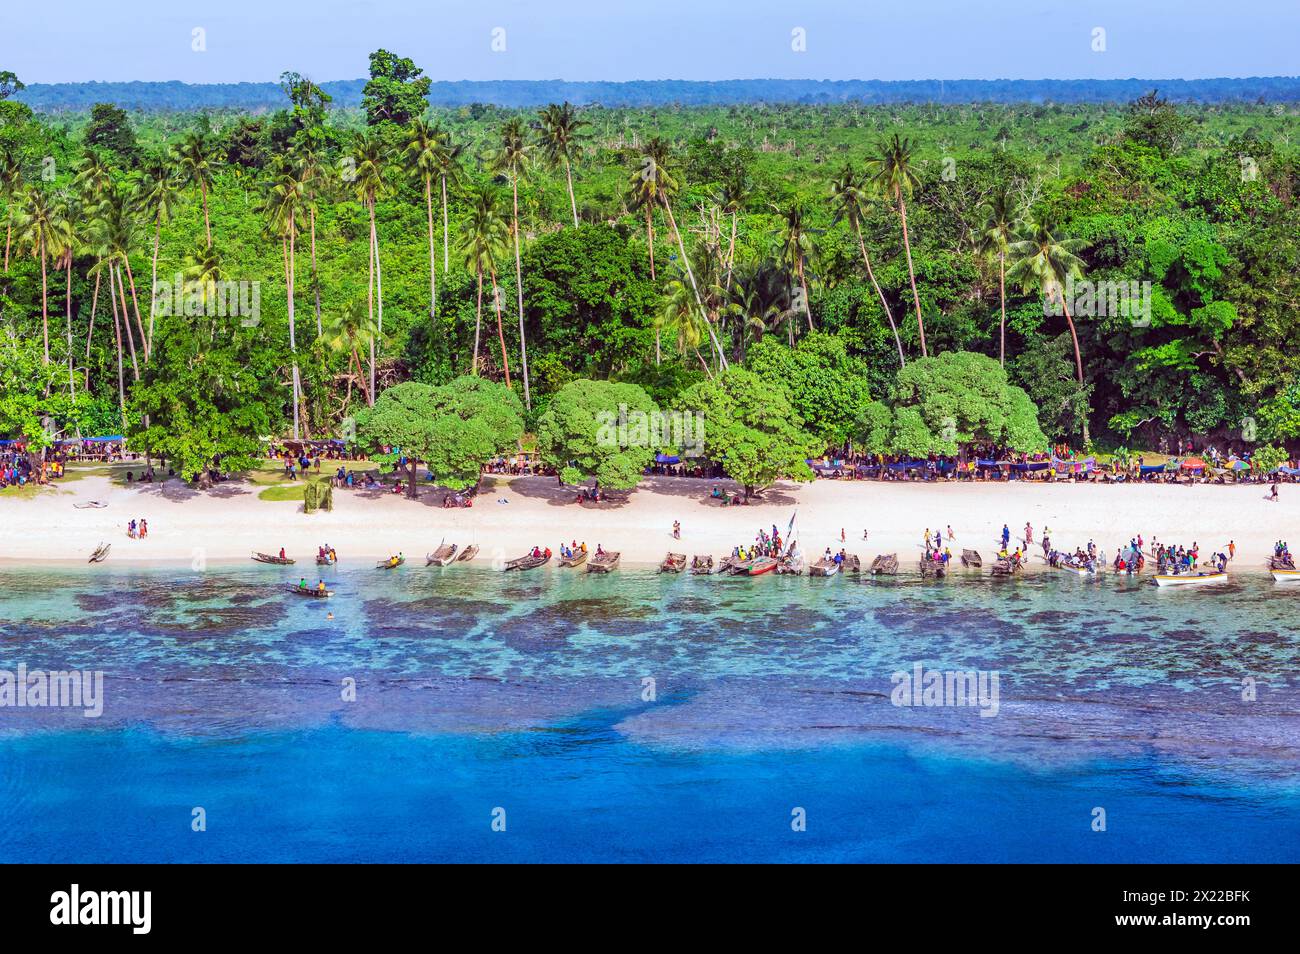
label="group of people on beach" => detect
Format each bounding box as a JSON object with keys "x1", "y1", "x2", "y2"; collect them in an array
[{"x1": 127, "y1": 518, "x2": 149, "y2": 539}]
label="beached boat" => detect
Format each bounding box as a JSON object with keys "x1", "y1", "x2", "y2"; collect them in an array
[
  {"x1": 690, "y1": 555, "x2": 714, "y2": 575},
  {"x1": 286, "y1": 585, "x2": 333, "y2": 598},
  {"x1": 961, "y1": 549, "x2": 982, "y2": 568},
  {"x1": 717, "y1": 555, "x2": 740, "y2": 575},
  {"x1": 736, "y1": 556, "x2": 778, "y2": 576},
  {"x1": 88, "y1": 542, "x2": 111, "y2": 564},
  {"x1": 253, "y1": 551, "x2": 295, "y2": 565},
  {"x1": 1268, "y1": 555, "x2": 1295, "y2": 571},
  {"x1": 870, "y1": 553, "x2": 898, "y2": 576},
  {"x1": 376, "y1": 556, "x2": 405, "y2": 570},
  {"x1": 1271, "y1": 568, "x2": 1300, "y2": 583},
  {"x1": 74, "y1": 500, "x2": 108, "y2": 510},
  {"x1": 1152, "y1": 570, "x2": 1228, "y2": 587},
  {"x1": 587, "y1": 551, "x2": 621, "y2": 573},
  {"x1": 1055, "y1": 562, "x2": 1095, "y2": 577},
  {"x1": 919, "y1": 559, "x2": 948, "y2": 578},
  {"x1": 840, "y1": 554, "x2": 861, "y2": 574},
  {"x1": 991, "y1": 557, "x2": 1022, "y2": 577},
  {"x1": 426, "y1": 543, "x2": 458, "y2": 566},
  {"x1": 660, "y1": 552, "x2": 687, "y2": 573},
  {"x1": 809, "y1": 556, "x2": 840, "y2": 577},
  {"x1": 504, "y1": 553, "x2": 550, "y2": 571},
  {"x1": 559, "y1": 549, "x2": 588, "y2": 568},
  {"x1": 777, "y1": 552, "x2": 804, "y2": 575},
  {"x1": 456, "y1": 544, "x2": 479, "y2": 563}
]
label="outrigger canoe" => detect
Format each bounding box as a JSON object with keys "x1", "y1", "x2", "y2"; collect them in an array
[
  {"x1": 253, "y1": 551, "x2": 295, "y2": 565},
  {"x1": 1152, "y1": 571, "x2": 1228, "y2": 587},
  {"x1": 504, "y1": 553, "x2": 550, "y2": 571},
  {"x1": 287, "y1": 585, "x2": 334, "y2": 598},
  {"x1": 456, "y1": 544, "x2": 479, "y2": 563},
  {"x1": 88, "y1": 542, "x2": 111, "y2": 564},
  {"x1": 587, "y1": 551, "x2": 620, "y2": 573},
  {"x1": 809, "y1": 557, "x2": 840, "y2": 577},
  {"x1": 376, "y1": 556, "x2": 405, "y2": 569},
  {"x1": 426, "y1": 543, "x2": 458, "y2": 566}
]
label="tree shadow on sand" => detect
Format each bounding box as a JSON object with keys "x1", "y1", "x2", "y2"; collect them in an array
[{"x1": 638, "y1": 475, "x2": 800, "y2": 508}]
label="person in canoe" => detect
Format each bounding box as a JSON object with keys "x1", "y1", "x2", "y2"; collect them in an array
[
  {"x1": 317, "y1": 580, "x2": 327, "y2": 594},
  {"x1": 298, "y1": 578, "x2": 308, "y2": 591},
  {"x1": 279, "y1": 547, "x2": 287, "y2": 561}
]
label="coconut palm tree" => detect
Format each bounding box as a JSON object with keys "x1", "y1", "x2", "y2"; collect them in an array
[
  {"x1": 51, "y1": 196, "x2": 79, "y2": 398},
  {"x1": 173, "y1": 130, "x2": 217, "y2": 247},
  {"x1": 460, "y1": 184, "x2": 511, "y2": 381},
  {"x1": 1008, "y1": 214, "x2": 1090, "y2": 441},
  {"x1": 656, "y1": 272, "x2": 711, "y2": 375},
  {"x1": 350, "y1": 132, "x2": 387, "y2": 404},
  {"x1": 292, "y1": 132, "x2": 328, "y2": 336},
  {"x1": 774, "y1": 199, "x2": 816, "y2": 333},
  {"x1": 537, "y1": 102, "x2": 588, "y2": 227},
  {"x1": 16, "y1": 187, "x2": 57, "y2": 364},
  {"x1": 727, "y1": 258, "x2": 800, "y2": 358},
  {"x1": 829, "y1": 162, "x2": 905, "y2": 366},
  {"x1": 429, "y1": 124, "x2": 464, "y2": 274},
  {"x1": 979, "y1": 184, "x2": 1024, "y2": 367},
  {"x1": 402, "y1": 118, "x2": 442, "y2": 325},
  {"x1": 323, "y1": 299, "x2": 379, "y2": 411},
  {"x1": 489, "y1": 117, "x2": 534, "y2": 408},
  {"x1": 259, "y1": 158, "x2": 306, "y2": 438},
  {"x1": 0, "y1": 143, "x2": 23, "y2": 272},
  {"x1": 866, "y1": 133, "x2": 926, "y2": 356},
  {"x1": 717, "y1": 173, "x2": 750, "y2": 291},
  {"x1": 132, "y1": 151, "x2": 180, "y2": 353},
  {"x1": 628, "y1": 137, "x2": 674, "y2": 280}
]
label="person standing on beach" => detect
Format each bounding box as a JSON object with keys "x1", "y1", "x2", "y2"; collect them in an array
[
  {"x1": 1002, "y1": 524, "x2": 1011, "y2": 549},
  {"x1": 1228, "y1": 540, "x2": 1236, "y2": 561}
]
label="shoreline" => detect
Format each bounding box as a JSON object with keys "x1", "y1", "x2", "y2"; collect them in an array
[{"x1": 0, "y1": 469, "x2": 1284, "y2": 572}]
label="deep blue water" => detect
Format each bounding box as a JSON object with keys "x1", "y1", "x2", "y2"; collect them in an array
[{"x1": 1, "y1": 563, "x2": 1297, "y2": 862}]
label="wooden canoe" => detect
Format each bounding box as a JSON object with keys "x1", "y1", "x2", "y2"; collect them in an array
[
  {"x1": 456, "y1": 544, "x2": 479, "y2": 563},
  {"x1": 287, "y1": 585, "x2": 333, "y2": 598},
  {"x1": 253, "y1": 551, "x2": 295, "y2": 565},
  {"x1": 1152, "y1": 571, "x2": 1228, "y2": 587},
  {"x1": 1271, "y1": 568, "x2": 1300, "y2": 582},
  {"x1": 559, "y1": 550, "x2": 588, "y2": 568},
  {"x1": 88, "y1": 543, "x2": 111, "y2": 564},
  {"x1": 990, "y1": 558, "x2": 1021, "y2": 577},
  {"x1": 376, "y1": 556, "x2": 406, "y2": 569},
  {"x1": 690, "y1": 555, "x2": 714, "y2": 575},
  {"x1": 961, "y1": 549, "x2": 982, "y2": 568},
  {"x1": 840, "y1": 554, "x2": 861, "y2": 574},
  {"x1": 919, "y1": 559, "x2": 948, "y2": 578},
  {"x1": 743, "y1": 556, "x2": 779, "y2": 576},
  {"x1": 505, "y1": 553, "x2": 550, "y2": 571},
  {"x1": 587, "y1": 551, "x2": 620, "y2": 573},
  {"x1": 660, "y1": 552, "x2": 687, "y2": 573},
  {"x1": 316, "y1": 553, "x2": 337, "y2": 566},
  {"x1": 426, "y1": 543, "x2": 458, "y2": 566},
  {"x1": 809, "y1": 557, "x2": 840, "y2": 577},
  {"x1": 870, "y1": 553, "x2": 898, "y2": 576}
]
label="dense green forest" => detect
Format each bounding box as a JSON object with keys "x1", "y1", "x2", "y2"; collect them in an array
[{"x1": 3, "y1": 54, "x2": 1300, "y2": 486}]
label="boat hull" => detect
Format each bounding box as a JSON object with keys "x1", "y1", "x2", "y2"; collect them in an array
[
  {"x1": 1271, "y1": 569, "x2": 1300, "y2": 583},
  {"x1": 1152, "y1": 572, "x2": 1227, "y2": 587}
]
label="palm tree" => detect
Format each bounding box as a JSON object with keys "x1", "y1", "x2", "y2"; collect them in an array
[
  {"x1": 132, "y1": 151, "x2": 180, "y2": 353},
  {"x1": 350, "y1": 132, "x2": 387, "y2": 404},
  {"x1": 16, "y1": 187, "x2": 57, "y2": 363},
  {"x1": 656, "y1": 272, "x2": 711, "y2": 375},
  {"x1": 293, "y1": 133, "x2": 328, "y2": 336},
  {"x1": 728, "y1": 258, "x2": 800, "y2": 359},
  {"x1": 52, "y1": 196, "x2": 78, "y2": 398},
  {"x1": 829, "y1": 163, "x2": 905, "y2": 366},
  {"x1": 259, "y1": 158, "x2": 306, "y2": 438},
  {"x1": 490, "y1": 117, "x2": 535, "y2": 408},
  {"x1": 1008, "y1": 214, "x2": 1089, "y2": 442},
  {"x1": 537, "y1": 102, "x2": 588, "y2": 227},
  {"x1": 461, "y1": 184, "x2": 511, "y2": 382},
  {"x1": 718, "y1": 173, "x2": 750, "y2": 291},
  {"x1": 775, "y1": 199, "x2": 816, "y2": 333},
  {"x1": 429, "y1": 124, "x2": 465, "y2": 274},
  {"x1": 402, "y1": 118, "x2": 442, "y2": 325},
  {"x1": 0, "y1": 143, "x2": 23, "y2": 272},
  {"x1": 628, "y1": 137, "x2": 673, "y2": 280},
  {"x1": 173, "y1": 131, "x2": 217, "y2": 247},
  {"x1": 323, "y1": 299, "x2": 379, "y2": 411},
  {"x1": 867, "y1": 133, "x2": 926, "y2": 356},
  {"x1": 979, "y1": 184, "x2": 1024, "y2": 367}
]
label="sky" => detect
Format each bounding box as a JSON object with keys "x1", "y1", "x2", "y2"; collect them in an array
[{"x1": 2, "y1": 0, "x2": 1297, "y2": 85}]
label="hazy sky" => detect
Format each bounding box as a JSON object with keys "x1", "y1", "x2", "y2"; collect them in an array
[{"x1": 2, "y1": 0, "x2": 1297, "y2": 84}]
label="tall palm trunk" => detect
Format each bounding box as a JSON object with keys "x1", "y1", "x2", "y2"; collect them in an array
[
  {"x1": 564, "y1": 157, "x2": 578, "y2": 227},
  {"x1": 895, "y1": 187, "x2": 926, "y2": 357},
  {"x1": 998, "y1": 251, "x2": 1007, "y2": 367},
  {"x1": 200, "y1": 179, "x2": 211, "y2": 247},
  {"x1": 64, "y1": 254, "x2": 75, "y2": 399},
  {"x1": 113, "y1": 264, "x2": 140, "y2": 381},
  {"x1": 85, "y1": 268, "x2": 101, "y2": 360},
  {"x1": 310, "y1": 207, "x2": 321, "y2": 336},
  {"x1": 110, "y1": 277, "x2": 126, "y2": 424},
  {"x1": 796, "y1": 255, "x2": 813, "y2": 333},
  {"x1": 660, "y1": 197, "x2": 728, "y2": 371},
  {"x1": 472, "y1": 264, "x2": 484, "y2": 375},
  {"x1": 1058, "y1": 290, "x2": 1088, "y2": 445},
  {"x1": 490, "y1": 264, "x2": 512, "y2": 389},
  {"x1": 645, "y1": 206, "x2": 656, "y2": 279},
  {"x1": 122, "y1": 257, "x2": 148, "y2": 363},
  {"x1": 424, "y1": 173, "x2": 437, "y2": 324},
  {"x1": 510, "y1": 176, "x2": 530, "y2": 409},
  {"x1": 854, "y1": 219, "x2": 904, "y2": 366},
  {"x1": 725, "y1": 211, "x2": 737, "y2": 291},
  {"x1": 285, "y1": 230, "x2": 301, "y2": 440},
  {"x1": 148, "y1": 217, "x2": 162, "y2": 353},
  {"x1": 39, "y1": 236, "x2": 49, "y2": 364},
  {"x1": 440, "y1": 175, "x2": 450, "y2": 273},
  {"x1": 365, "y1": 197, "x2": 377, "y2": 405}
]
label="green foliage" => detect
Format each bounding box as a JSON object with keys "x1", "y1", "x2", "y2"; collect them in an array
[
  {"x1": 1253, "y1": 444, "x2": 1289, "y2": 474},
  {"x1": 362, "y1": 50, "x2": 431, "y2": 127},
  {"x1": 535, "y1": 378, "x2": 659, "y2": 489},
  {"x1": 677, "y1": 367, "x2": 820, "y2": 494},
  {"x1": 84, "y1": 103, "x2": 139, "y2": 166},
  {"x1": 889, "y1": 351, "x2": 1048, "y2": 455},
  {"x1": 745, "y1": 332, "x2": 872, "y2": 446}
]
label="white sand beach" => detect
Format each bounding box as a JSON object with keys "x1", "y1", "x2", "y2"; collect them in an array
[{"x1": 0, "y1": 468, "x2": 1284, "y2": 571}]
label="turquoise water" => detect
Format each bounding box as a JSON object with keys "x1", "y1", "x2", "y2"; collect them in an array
[{"x1": 1, "y1": 564, "x2": 1297, "y2": 862}]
